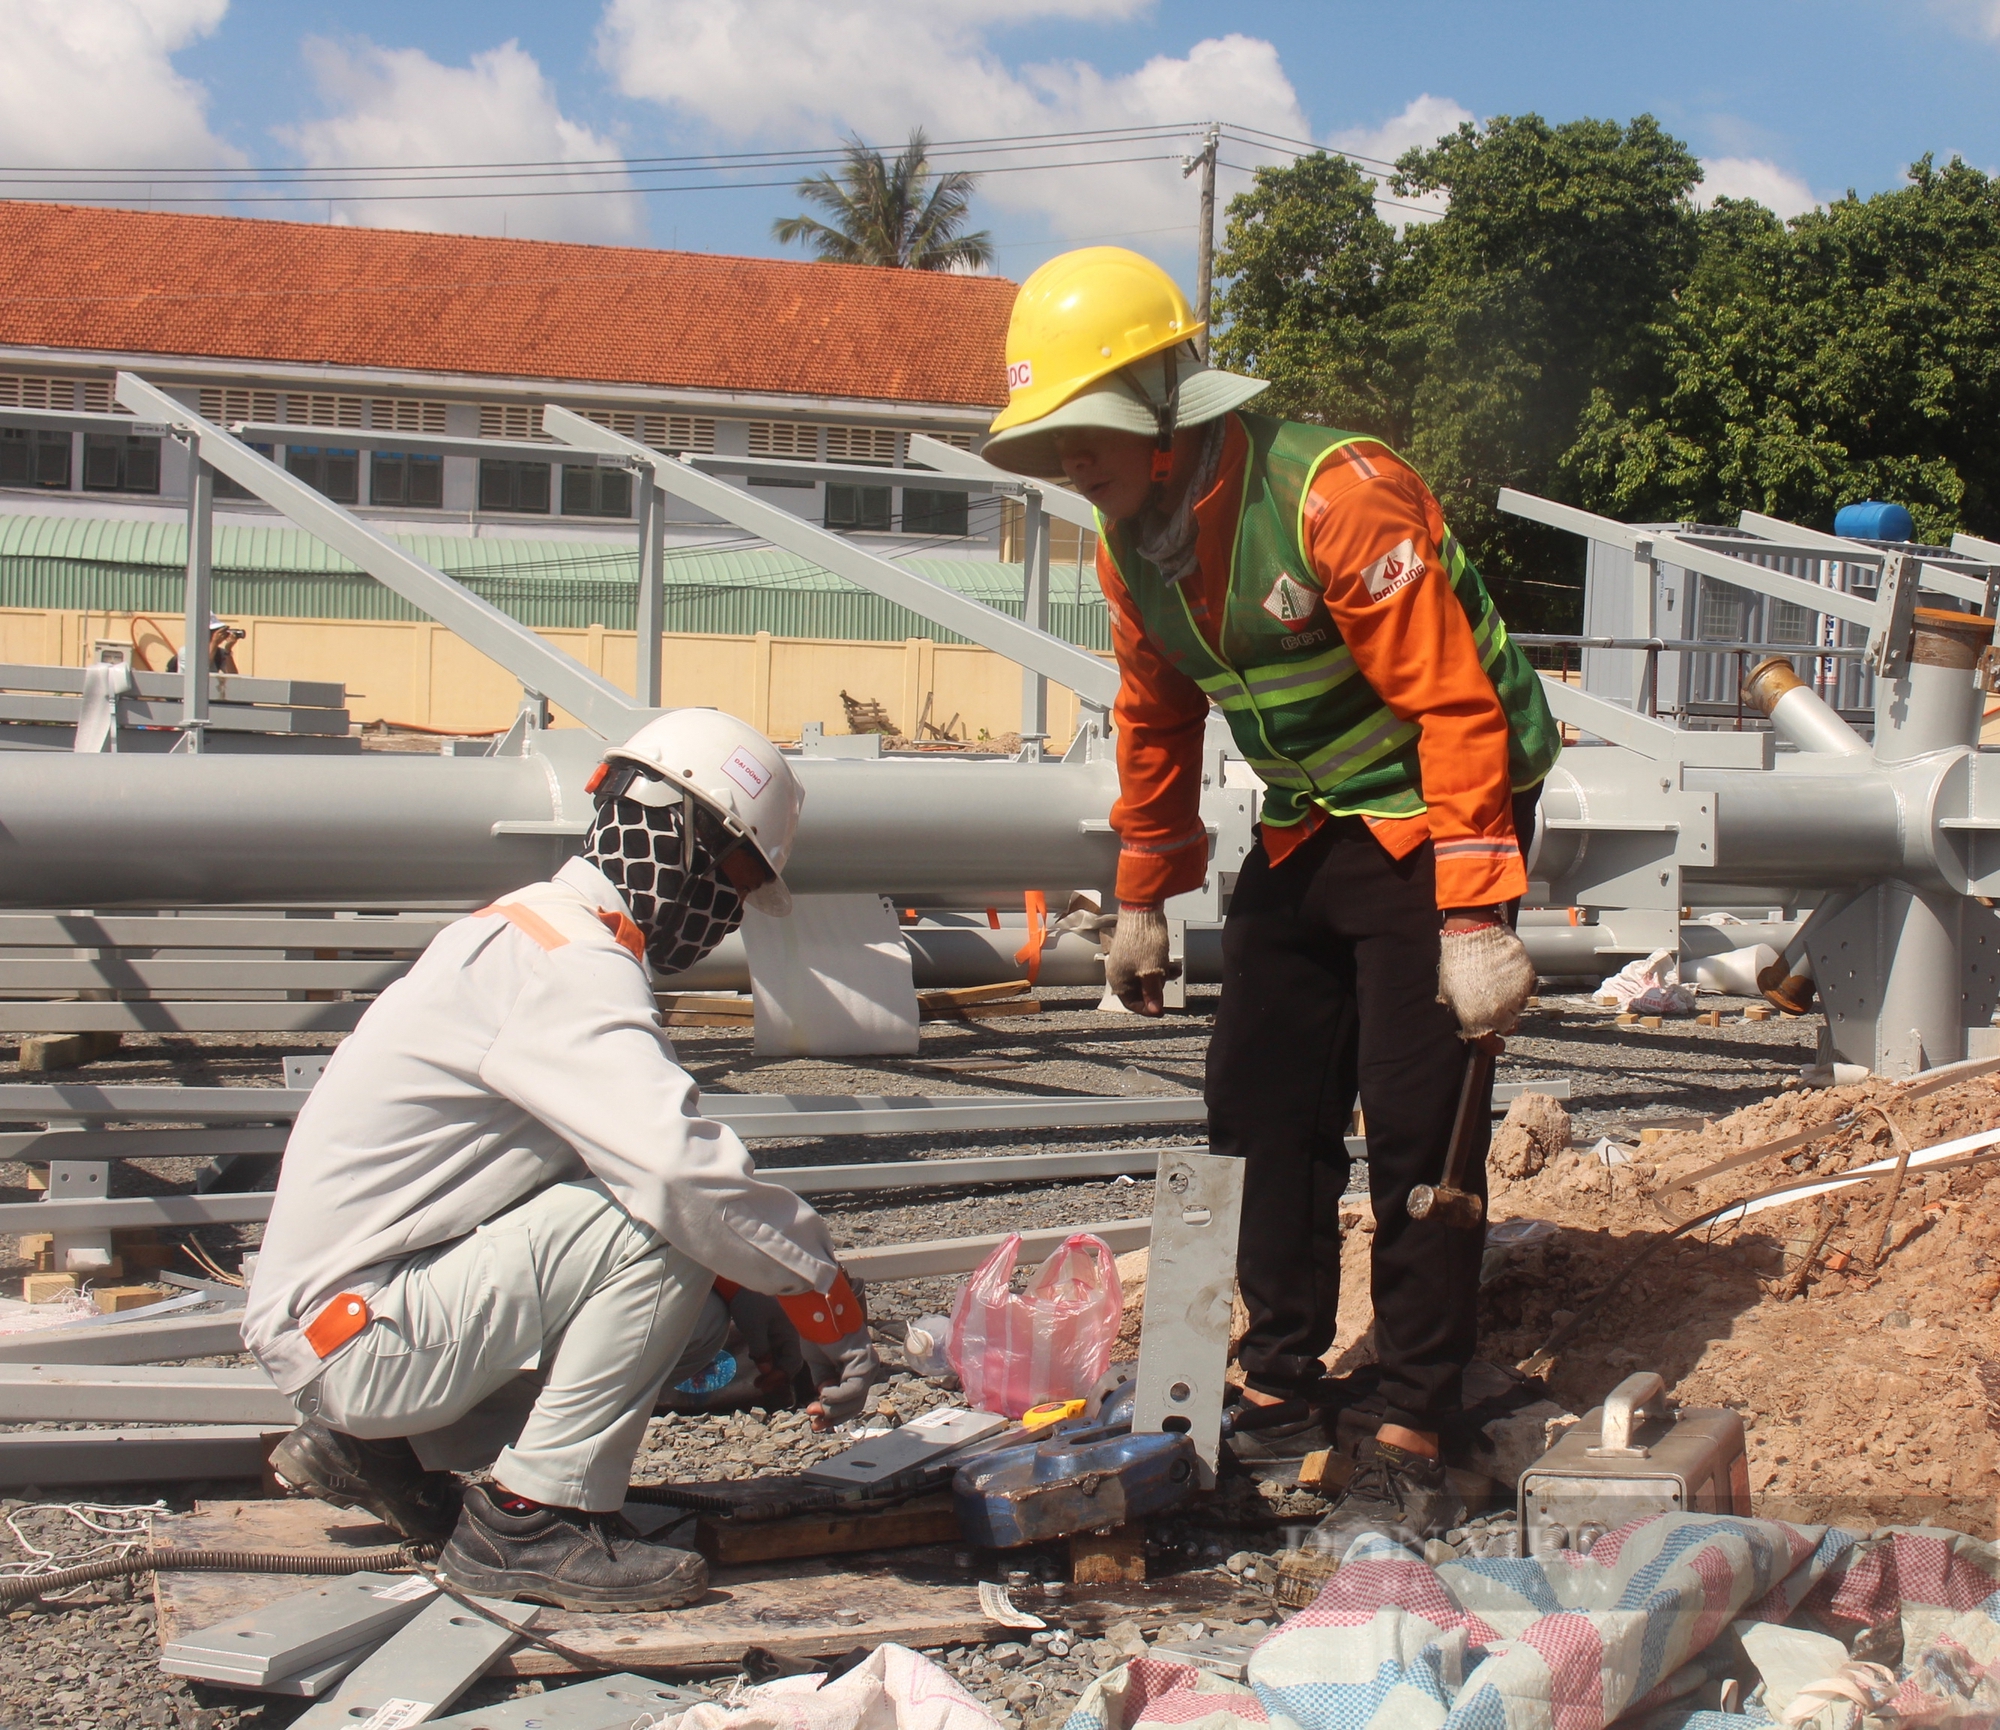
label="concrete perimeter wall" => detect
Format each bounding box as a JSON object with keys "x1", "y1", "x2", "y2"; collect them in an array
[{"x1": 0, "y1": 606, "x2": 1108, "y2": 745}]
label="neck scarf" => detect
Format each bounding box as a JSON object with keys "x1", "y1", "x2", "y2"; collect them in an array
[{"x1": 1131, "y1": 418, "x2": 1226, "y2": 587}]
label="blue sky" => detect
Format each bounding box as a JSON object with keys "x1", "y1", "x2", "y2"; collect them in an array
[{"x1": 10, "y1": 1, "x2": 2000, "y2": 285}]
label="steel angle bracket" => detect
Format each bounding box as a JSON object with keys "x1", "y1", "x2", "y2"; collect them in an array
[
  {"x1": 112, "y1": 374, "x2": 647, "y2": 742},
  {"x1": 162, "y1": 1572, "x2": 437, "y2": 1687},
  {"x1": 1867, "y1": 552, "x2": 1921, "y2": 680},
  {"x1": 1131, "y1": 1149, "x2": 1244, "y2": 1487},
  {"x1": 546, "y1": 407, "x2": 1119, "y2": 709},
  {"x1": 289, "y1": 1591, "x2": 535, "y2": 1730},
  {"x1": 424, "y1": 1674, "x2": 709, "y2": 1730}
]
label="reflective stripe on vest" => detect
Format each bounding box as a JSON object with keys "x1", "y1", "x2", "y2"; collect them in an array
[{"x1": 1102, "y1": 413, "x2": 1559, "y2": 831}]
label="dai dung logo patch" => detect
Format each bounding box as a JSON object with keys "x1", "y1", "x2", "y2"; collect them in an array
[
  {"x1": 1006, "y1": 360, "x2": 1034, "y2": 392},
  {"x1": 1261, "y1": 573, "x2": 1318, "y2": 625},
  {"x1": 720, "y1": 747, "x2": 771, "y2": 798},
  {"x1": 1360, "y1": 538, "x2": 1426, "y2": 602}
]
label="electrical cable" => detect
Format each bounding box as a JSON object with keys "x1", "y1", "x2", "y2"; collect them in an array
[{"x1": 0, "y1": 1542, "x2": 428, "y2": 1609}]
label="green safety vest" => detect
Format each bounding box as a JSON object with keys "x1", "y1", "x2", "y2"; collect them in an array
[{"x1": 1101, "y1": 413, "x2": 1560, "y2": 831}]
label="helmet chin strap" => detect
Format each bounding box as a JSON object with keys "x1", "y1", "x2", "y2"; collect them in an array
[{"x1": 1138, "y1": 346, "x2": 1182, "y2": 497}]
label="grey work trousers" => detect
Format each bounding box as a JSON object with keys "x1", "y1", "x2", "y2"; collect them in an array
[{"x1": 301, "y1": 1178, "x2": 726, "y2": 1511}]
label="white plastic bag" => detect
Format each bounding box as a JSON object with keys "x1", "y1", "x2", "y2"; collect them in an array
[
  {"x1": 902, "y1": 1313, "x2": 955, "y2": 1379},
  {"x1": 947, "y1": 1232, "x2": 1122, "y2": 1418},
  {"x1": 1597, "y1": 947, "x2": 1696, "y2": 1015}
]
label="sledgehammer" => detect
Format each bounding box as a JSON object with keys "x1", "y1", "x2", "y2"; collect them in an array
[{"x1": 1406, "y1": 1033, "x2": 1502, "y2": 1228}]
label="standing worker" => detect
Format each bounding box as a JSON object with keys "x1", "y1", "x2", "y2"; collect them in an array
[
  {"x1": 981, "y1": 249, "x2": 1559, "y2": 1558},
  {"x1": 246, "y1": 711, "x2": 880, "y2": 1612}
]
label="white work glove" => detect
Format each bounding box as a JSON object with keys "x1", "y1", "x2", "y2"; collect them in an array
[
  {"x1": 1437, "y1": 922, "x2": 1536, "y2": 1037},
  {"x1": 1104, "y1": 906, "x2": 1180, "y2": 1017},
  {"x1": 804, "y1": 1326, "x2": 886, "y2": 1430}
]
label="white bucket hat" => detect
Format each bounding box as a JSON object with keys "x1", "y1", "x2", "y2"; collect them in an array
[{"x1": 981, "y1": 346, "x2": 1270, "y2": 480}]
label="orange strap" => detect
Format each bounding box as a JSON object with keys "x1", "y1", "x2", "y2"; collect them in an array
[
  {"x1": 475, "y1": 902, "x2": 569, "y2": 951},
  {"x1": 1014, "y1": 890, "x2": 1048, "y2": 986},
  {"x1": 986, "y1": 907, "x2": 1001, "y2": 931},
  {"x1": 594, "y1": 906, "x2": 645, "y2": 961},
  {"x1": 303, "y1": 1291, "x2": 371, "y2": 1359},
  {"x1": 711, "y1": 1272, "x2": 863, "y2": 1344}
]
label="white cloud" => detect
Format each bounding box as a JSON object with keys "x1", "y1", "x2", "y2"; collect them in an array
[
  {"x1": 1328, "y1": 94, "x2": 1474, "y2": 223},
  {"x1": 281, "y1": 39, "x2": 642, "y2": 243},
  {"x1": 1697, "y1": 155, "x2": 1818, "y2": 218},
  {"x1": 0, "y1": 0, "x2": 242, "y2": 193},
  {"x1": 596, "y1": 0, "x2": 1310, "y2": 247},
  {"x1": 1931, "y1": 0, "x2": 2000, "y2": 39}
]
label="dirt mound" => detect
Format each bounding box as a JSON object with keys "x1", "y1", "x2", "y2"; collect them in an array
[{"x1": 1474, "y1": 1068, "x2": 2000, "y2": 1535}]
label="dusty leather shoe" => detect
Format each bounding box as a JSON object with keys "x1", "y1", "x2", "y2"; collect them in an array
[
  {"x1": 270, "y1": 1417, "x2": 462, "y2": 1548},
  {"x1": 440, "y1": 1483, "x2": 708, "y2": 1612},
  {"x1": 1273, "y1": 1440, "x2": 1465, "y2": 1609}
]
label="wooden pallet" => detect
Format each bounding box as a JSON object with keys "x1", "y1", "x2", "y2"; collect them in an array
[{"x1": 153, "y1": 1497, "x2": 1257, "y2": 1677}]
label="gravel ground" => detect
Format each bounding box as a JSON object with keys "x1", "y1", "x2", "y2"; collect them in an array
[{"x1": 0, "y1": 986, "x2": 1820, "y2": 1729}]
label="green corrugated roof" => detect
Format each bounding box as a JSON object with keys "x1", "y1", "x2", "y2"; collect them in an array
[{"x1": 0, "y1": 513, "x2": 1108, "y2": 648}]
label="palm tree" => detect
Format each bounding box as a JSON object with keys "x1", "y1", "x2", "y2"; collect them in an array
[{"x1": 773, "y1": 130, "x2": 993, "y2": 270}]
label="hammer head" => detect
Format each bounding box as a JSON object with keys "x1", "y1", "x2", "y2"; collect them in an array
[{"x1": 1407, "y1": 1183, "x2": 1485, "y2": 1228}]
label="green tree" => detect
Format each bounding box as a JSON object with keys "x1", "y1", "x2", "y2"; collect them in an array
[
  {"x1": 1211, "y1": 151, "x2": 1409, "y2": 442},
  {"x1": 773, "y1": 129, "x2": 993, "y2": 270},
  {"x1": 1387, "y1": 114, "x2": 1702, "y2": 623},
  {"x1": 1565, "y1": 156, "x2": 2000, "y2": 545},
  {"x1": 1214, "y1": 115, "x2": 1703, "y2": 627}
]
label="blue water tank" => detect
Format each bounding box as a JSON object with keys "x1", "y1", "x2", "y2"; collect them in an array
[{"x1": 1833, "y1": 500, "x2": 1915, "y2": 542}]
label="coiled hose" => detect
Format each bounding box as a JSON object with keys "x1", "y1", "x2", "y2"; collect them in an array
[{"x1": 0, "y1": 1543, "x2": 426, "y2": 1609}]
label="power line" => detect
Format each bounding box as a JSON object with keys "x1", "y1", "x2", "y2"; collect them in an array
[{"x1": 0, "y1": 123, "x2": 1212, "y2": 187}]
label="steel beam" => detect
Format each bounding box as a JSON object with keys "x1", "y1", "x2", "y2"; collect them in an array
[
  {"x1": 425, "y1": 1676, "x2": 705, "y2": 1730},
  {"x1": 115, "y1": 375, "x2": 646, "y2": 741},
  {"x1": 230, "y1": 422, "x2": 635, "y2": 468},
  {"x1": 0, "y1": 1312, "x2": 247, "y2": 1365},
  {"x1": 180, "y1": 447, "x2": 214, "y2": 749},
  {"x1": 0, "y1": 1003, "x2": 370, "y2": 1034},
  {"x1": 545, "y1": 407, "x2": 1119, "y2": 708},
  {"x1": 1739, "y1": 510, "x2": 1991, "y2": 606},
  {"x1": 709, "y1": 1091, "x2": 1204, "y2": 1138},
  {"x1": 0, "y1": 1426, "x2": 281, "y2": 1488},
  {"x1": 840, "y1": 1217, "x2": 1150, "y2": 1281},
  {"x1": 908, "y1": 435, "x2": 1098, "y2": 533},
  {"x1": 688, "y1": 453, "x2": 1002, "y2": 492},
  {"x1": 0, "y1": 1364, "x2": 298, "y2": 1423},
  {"x1": 0, "y1": 406, "x2": 175, "y2": 438},
  {"x1": 0, "y1": 912, "x2": 451, "y2": 948}
]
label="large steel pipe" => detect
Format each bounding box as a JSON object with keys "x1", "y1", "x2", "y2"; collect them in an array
[
  {"x1": 0, "y1": 748, "x2": 1122, "y2": 909},
  {"x1": 0, "y1": 751, "x2": 573, "y2": 908}
]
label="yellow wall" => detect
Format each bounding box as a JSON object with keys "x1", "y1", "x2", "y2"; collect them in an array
[{"x1": 0, "y1": 607, "x2": 1111, "y2": 747}]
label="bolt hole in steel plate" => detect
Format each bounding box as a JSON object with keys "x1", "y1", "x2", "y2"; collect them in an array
[
  {"x1": 1169, "y1": 1381, "x2": 1192, "y2": 1402},
  {"x1": 1180, "y1": 1207, "x2": 1211, "y2": 1225},
  {"x1": 1167, "y1": 1169, "x2": 1190, "y2": 1193}
]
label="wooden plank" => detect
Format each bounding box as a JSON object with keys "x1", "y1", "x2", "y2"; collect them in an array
[
  {"x1": 0, "y1": 1001, "x2": 368, "y2": 1033},
  {"x1": 692, "y1": 1493, "x2": 961, "y2": 1567},
  {"x1": 955, "y1": 999, "x2": 1042, "y2": 1022},
  {"x1": 917, "y1": 981, "x2": 1031, "y2": 1010},
  {"x1": 155, "y1": 1499, "x2": 1258, "y2": 1677}
]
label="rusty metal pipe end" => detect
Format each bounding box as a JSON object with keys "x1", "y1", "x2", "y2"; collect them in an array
[{"x1": 1741, "y1": 655, "x2": 1806, "y2": 716}]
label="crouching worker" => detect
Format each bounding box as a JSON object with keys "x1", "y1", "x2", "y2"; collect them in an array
[{"x1": 245, "y1": 711, "x2": 879, "y2": 1612}]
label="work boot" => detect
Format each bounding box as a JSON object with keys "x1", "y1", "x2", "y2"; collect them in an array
[
  {"x1": 270, "y1": 1417, "x2": 463, "y2": 1548},
  {"x1": 439, "y1": 1483, "x2": 709, "y2": 1612},
  {"x1": 1219, "y1": 1391, "x2": 1328, "y2": 1471},
  {"x1": 1273, "y1": 1439, "x2": 1465, "y2": 1609}
]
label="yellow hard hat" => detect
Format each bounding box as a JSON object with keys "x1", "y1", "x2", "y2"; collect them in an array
[{"x1": 988, "y1": 247, "x2": 1202, "y2": 437}]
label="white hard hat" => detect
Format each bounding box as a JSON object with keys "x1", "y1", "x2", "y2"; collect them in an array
[{"x1": 592, "y1": 710, "x2": 804, "y2": 916}]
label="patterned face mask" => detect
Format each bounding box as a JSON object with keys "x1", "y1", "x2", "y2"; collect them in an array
[{"x1": 582, "y1": 792, "x2": 746, "y2": 976}]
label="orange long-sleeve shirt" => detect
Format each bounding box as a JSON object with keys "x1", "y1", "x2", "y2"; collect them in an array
[{"x1": 1103, "y1": 417, "x2": 1527, "y2": 912}]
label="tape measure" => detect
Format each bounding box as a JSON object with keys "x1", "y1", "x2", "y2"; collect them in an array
[{"x1": 1021, "y1": 1398, "x2": 1088, "y2": 1430}]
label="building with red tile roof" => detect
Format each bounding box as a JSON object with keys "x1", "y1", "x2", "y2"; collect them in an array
[{"x1": 0, "y1": 203, "x2": 1017, "y2": 545}]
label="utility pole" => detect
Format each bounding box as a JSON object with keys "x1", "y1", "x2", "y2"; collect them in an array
[{"x1": 1183, "y1": 123, "x2": 1221, "y2": 360}]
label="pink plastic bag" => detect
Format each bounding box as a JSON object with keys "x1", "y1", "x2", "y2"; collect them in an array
[{"x1": 946, "y1": 1232, "x2": 1123, "y2": 1418}]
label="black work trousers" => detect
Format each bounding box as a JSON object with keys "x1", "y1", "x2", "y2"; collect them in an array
[{"x1": 1207, "y1": 791, "x2": 1538, "y2": 1433}]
